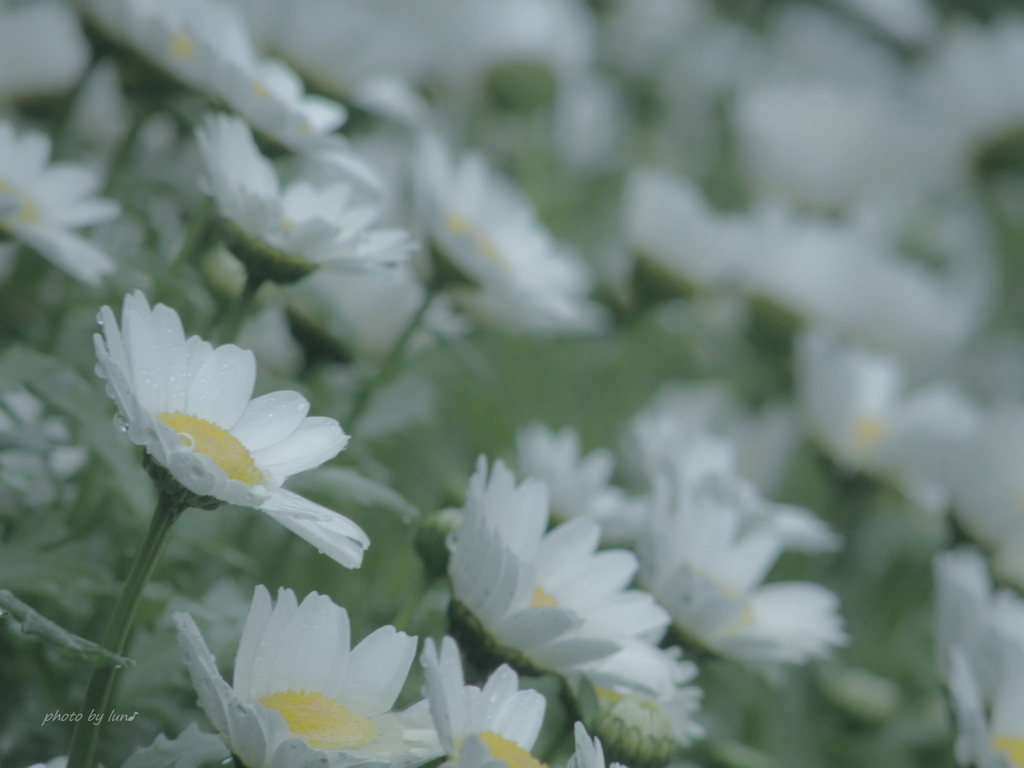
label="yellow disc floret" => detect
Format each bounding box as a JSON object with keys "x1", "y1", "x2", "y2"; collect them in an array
[
  {"x1": 446, "y1": 213, "x2": 507, "y2": 267},
  {"x1": 0, "y1": 180, "x2": 41, "y2": 225},
  {"x1": 258, "y1": 690, "x2": 379, "y2": 750},
  {"x1": 479, "y1": 731, "x2": 547, "y2": 768},
  {"x1": 157, "y1": 412, "x2": 264, "y2": 486},
  {"x1": 529, "y1": 586, "x2": 559, "y2": 608},
  {"x1": 994, "y1": 735, "x2": 1024, "y2": 768},
  {"x1": 852, "y1": 417, "x2": 886, "y2": 452}
]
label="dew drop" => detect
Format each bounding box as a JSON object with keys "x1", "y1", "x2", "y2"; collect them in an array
[
  {"x1": 95, "y1": 311, "x2": 105, "y2": 326},
  {"x1": 114, "y1": 414, "x2": 129, "y2": 433}
]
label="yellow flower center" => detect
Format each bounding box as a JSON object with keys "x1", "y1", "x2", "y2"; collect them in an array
[
  {"x1": 529, "y1": 586, "x2": 558, "y2": 608},
  {"x1": 252, "y1": 80, "x2": 271, "y2": 99},
  {"x1": 258, "y1": 690, "x2": 379, "y2": 750},
  {"x1": 993, "y1": 735, "x2": 1024, "y2": 768},
  {"x1": 157, "y1": 412, "x2": 264, "y2": 486},
  {"x1": 170, "y1": 30, "x2": 196, "y2": 60},
  {"x1": 853, "y1": 417, "x2": 886, "y2": 451},
  {"x1": 446, "y1": 213, "x2": 506, "y2": 267},
  {"x1": 0, "y1": 180, "x2": 41, "y2": 225},
  {"x1": 478, "y1": 732, "x2": 547, "y2": 768}
]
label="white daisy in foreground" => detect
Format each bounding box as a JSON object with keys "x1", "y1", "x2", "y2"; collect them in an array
[
  {"x1": 639, "y1": 474, "x2": 847, "y2": 663},
  {"x1": 420, "y1": 636, "x2": 546, "y2": 768},
  {"x1": 417, "y1": 135, "x2": 607, "y2": 334},
  {"x1": 448, "y1": 457, "x2": 668, "y2": 677},
  {"x1": 176, "y1": 586, "x2": 440, "y2": 768},
  {"x1": 0, "y1": 121, "x2": 118, "y2": 285},
  {"x1": 197, "y1": 114, "x2": 409, "y2": 283},
  {"x1": 94, "y1": 291, "x2": 370, "y2": 567},
  {"x1": 516, "y1": 424, "x2": 644, "y2": 545}
]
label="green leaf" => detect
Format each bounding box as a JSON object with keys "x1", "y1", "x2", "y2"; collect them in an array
[
  {"x1": 0, "y1": 589, "x2": 132, "y2": 668},
  {"x1": 287, "y1": 466, "x2": 419, "y2": 521},
  {"x1": 121, "y1": 724, "x2": 229, "y2": 768},
  {"x1": 0, "y1": 345, "x2": 152, "y2": 515}
]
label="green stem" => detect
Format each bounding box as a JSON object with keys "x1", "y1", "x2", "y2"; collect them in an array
[
  {"x1": 66, "y1": 492, "x2": 186, "y2": 768},
  {"x1": 170, "y1": 197, "x2": 217, "y2": 274},
  {"x1": 346, "y1": 290, "x2": 433, "y2": 431},
  {"x1": 216, "y1": 271, "x2": 264, "y2": 345}
]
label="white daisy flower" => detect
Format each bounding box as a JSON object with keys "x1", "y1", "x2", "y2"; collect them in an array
[
  {"x1": 796, "y1": 330, "x2": 981, "y2": 514},
  {"x1": 84, "y1": 0, "x2": 347, "y2": 151},
  {"x1": 420, "y1": 636, "x2": 546, "y2": 768},
  {"x1": 516, "y1": 424, "x2": 644, "y2": 546},
  {"x1": 448, "y1": 457, "x2": 669, "y2": 678},
  {"x1": 948, "y1": 642, "x2": 1024, "y2": 768},
  {"x1": 416, "y1": 135, "x2": 608, "y2": 335},
  {"x1": 93, "y1": 290, "x2": 370, "y2": 568},
  {"x1": 175, "y1": 585, "x2": 441, "y2": 768},
  {"x1": 196, "y1": 114, "x2": 409, "y2": 283},
  {"x1": 0, "y1": 121, "x2": 119, "y2": 286},
  {"x1": 639, "y1": 473, "x2": 847, "y2": 663}
]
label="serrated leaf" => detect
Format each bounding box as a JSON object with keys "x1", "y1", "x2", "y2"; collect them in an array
[
  {"x1": 287, "y1": 466, "x2": 419, "y2": 521},
  {"x1": 121, "y1": 724, "x2": 229, "y2": 768},
  {"x1": 0, "y1": 589, "x2": 132, "y2": 668},
  {"x1": 0, "y1": 345, "x2": 152, "y2": 515}
]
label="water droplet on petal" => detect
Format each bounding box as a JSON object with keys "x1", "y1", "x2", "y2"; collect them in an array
[{"x1": 114, "y1": 414, "x2": 129, "y2": 433}]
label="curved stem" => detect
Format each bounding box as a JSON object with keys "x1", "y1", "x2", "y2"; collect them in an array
[
  {"x1": 346, "y1": 290, "x2": 433, "y2": 432},
  {"x1": 216, "y1": 271, "x2": 264, "y2": 345},
  {"x1": 67, "y1": 493, "x2": 186, "y2": 768}
]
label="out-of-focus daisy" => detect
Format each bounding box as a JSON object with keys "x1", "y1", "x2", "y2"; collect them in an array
[
  {"x1": 420, "y1": 636, "x2": 546, "y2": 768},
  {"x1": 417, "y1": 136, "x2": 608, "y2": 334},
  {"x1": 83, "y1": 0, "x2": 347, "y2": 151},
  {"x1": 0, "y1": 1, "x2": 90, "y2": 102},
  {"x1": 93, "y1": 291, "x2": 370, "y2": 567},
  {"x1": 948, "y1": 642, "x2": 1024, "y2": 768},
  {"x1": 0, "y1": 121, "x2": 118, "y2": 285},
  {"x1": 448, "y1": 457, "x2": 668, "y2": 677},
  {"x1": 796, "y1": 330, "x2": 981, "y2": 514},
  {"x1": 639, "y1": 472, "x2": 846, "y2": 663},
  {"x1": 176, "y1": 585, "x2": 440, "y2": 767},
  {"x1": 516, "y1": 424, "x2": 644, "y2": 546},
  {"x1": 567, "y1": 722, "x2": 619, "y2": 768},
  {"x1": 197, "y1": 114, "x2": 409, "y2": 284}
]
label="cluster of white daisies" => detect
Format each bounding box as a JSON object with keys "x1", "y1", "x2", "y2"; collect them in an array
[{"x1": 6, "y1": 0, "x2": 1024, "y2": 767}]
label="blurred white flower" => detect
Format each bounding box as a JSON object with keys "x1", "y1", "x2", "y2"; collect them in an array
[
  {"x1": 449, "y1": 457, "x2": 668, "y2": 677},
  {"x1": 417, "y1": 136, "x2": 608, "y2": 334},
  {"x1": 516, "y1": 423, "x2": 644, "y2": 546},
  {"x1": 639, "y1": 467, "x2": 846, "y2": 663},
  {"x1": 196, "y1": 114, "x2": 409, "y2": 281},
  {"x1": 0, "y1": 121, "x2": 119, "y2": 285},
  {"x1": 625, "y1": 168, "x2": 987, "y2": 357},
  {"x1": 176, "y1": 585, "x2": 440, "y2": 767},
  {"x1": 94, "y1": 290, "x2": 370, "y2": 567},
  {"x1": 84, "y1": 0, "x2": 347, "y2": 150},
  {"x1": 0, "y1": 1, "x2": 90, "y2": 102},
  {"x1": 796, "y1": 330, "x2": 981, "y2": 513},
  {"x1": 948, "y1": 643, "x2": 1024, "y2": 768},
  {"x1": 420, "y1": 636, "x2": 546, "y2": 768}
]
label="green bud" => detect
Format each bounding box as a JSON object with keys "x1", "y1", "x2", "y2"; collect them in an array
[{"x1": 593, "y1": 692, "x2": 676, "y2": 768}]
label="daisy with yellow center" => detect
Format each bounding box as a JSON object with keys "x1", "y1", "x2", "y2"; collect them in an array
[
  {"x1": 0, "y1": 120, "x2": 118, "y2": 286},
  {"x1": 420, "y1": 637, "x2": 546, "y2": 768},
  {"x1": 94, "y1": 291, "x2": 370, "y2": 567},
  {"x1": 176, "y1": 586, "x2": 441, "y2": 768},
  {"x1": 448, "y1": 457, "x2": 670, "y2": 678}
]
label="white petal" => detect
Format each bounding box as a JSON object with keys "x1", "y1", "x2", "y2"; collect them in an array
[
  {"x1": 251, "y1": 416, "x2": 348, "y2": 477},
  {"x1": 345, "y1": 626, "x2": 416, "y2": 716},
  {"x1": 233, "y1": 585, "x2": 274, "y2": 699},
  {"x1": 260, "y1": 488, "x2": 369, "y2": 568},
  {"x1": 231, "y1": 391, "x2": 311, "y2": 451},
  {"x1": 184, "y1": 343, "x2": 256, "y2": 428}
]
